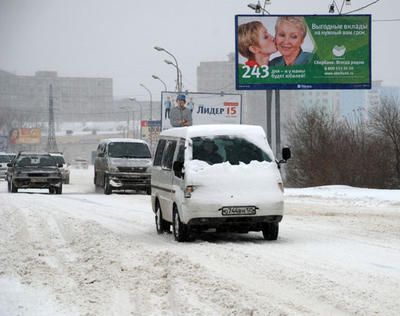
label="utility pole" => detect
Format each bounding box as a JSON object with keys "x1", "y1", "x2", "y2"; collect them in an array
[{"x1": 46, "y1": 84, "x2": 58, "y2": 152}]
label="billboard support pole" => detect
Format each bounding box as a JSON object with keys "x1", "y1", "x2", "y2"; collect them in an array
[
  {"x1": 266, "y1": 90, "x2": 272, "y2": 145},
  {"x1": 275, "y1": 89, "x2": 281, "y2": 160}
]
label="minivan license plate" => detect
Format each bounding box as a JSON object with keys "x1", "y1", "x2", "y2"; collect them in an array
[{"x1": 220, "y1": 206, "x2": 257, "y2": 216}]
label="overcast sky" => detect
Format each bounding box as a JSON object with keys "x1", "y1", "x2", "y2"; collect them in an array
[{"x1": 0, "y1": 0, "x2": 399, "y2": 100}]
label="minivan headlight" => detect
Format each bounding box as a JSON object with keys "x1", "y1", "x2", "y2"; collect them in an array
[{"x1": 109, "y1": 165, "x2": 118, "y2": 172}]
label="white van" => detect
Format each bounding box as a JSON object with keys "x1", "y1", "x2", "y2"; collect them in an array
[
  {"x1": 94, "y1": 138, "x2": 152, "y2": 194},
  {"x1": 151, "y1": 124, "x2": 291, "y2": 242}
]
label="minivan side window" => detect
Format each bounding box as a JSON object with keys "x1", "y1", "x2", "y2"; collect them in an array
[
  {"x1": 161, "y1": 140, "x2": 177, "y2": 169},
  {"x1": 176, "y1": 142, "x2": 185, "y2": 163},
  {"x1": 154, "y1": 139, "x2": 167, "y2": 166}
]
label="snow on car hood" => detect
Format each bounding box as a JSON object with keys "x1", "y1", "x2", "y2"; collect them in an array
[
  {"x1": 109, "y1": 158, "x2": 151, "y2": 167},
  {"x1": 184, "y1": 159, "x2": 283, "y2": 204}
]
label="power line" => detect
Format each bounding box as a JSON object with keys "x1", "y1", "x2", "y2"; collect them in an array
[{"x1": 342, "y1": 0, "x2": 381, "y2": 14}]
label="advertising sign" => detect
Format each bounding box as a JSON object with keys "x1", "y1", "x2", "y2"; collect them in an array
[
  {"x1": 9, "y1": 128, "x2": 41, "y2": 144},
  {"x1": 161, "y1": 92, "x2": 242, "y2": 130},
  {"x1": 235, "y1": 15, "x2": 371, "y2": 90},
  {"x1": 141, "y1": 120, "x2": 161, "y2": 144}
]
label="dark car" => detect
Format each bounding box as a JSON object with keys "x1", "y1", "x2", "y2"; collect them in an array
[
  {"x1": 0, "y1": 152, "x2": 12, "y2": 180},
  {"x1": 7, "y1": 152, "x2": 63, "y2": 194}
]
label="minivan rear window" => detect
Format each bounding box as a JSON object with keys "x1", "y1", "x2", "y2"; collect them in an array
[
  {"x1": 108, "y1": 142, "x2": 151, "y2": 159},
  {"x1": 192, "y1": 136, "x2": 271, "y2": 165}
]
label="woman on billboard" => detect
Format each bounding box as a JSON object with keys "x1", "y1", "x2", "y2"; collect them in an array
[
  {"x1": 270, "y1": 16, "x2": 312, "y2": 66},
  {"x1": 238, "y1": 21, "x2": 277, "y2": 67}
]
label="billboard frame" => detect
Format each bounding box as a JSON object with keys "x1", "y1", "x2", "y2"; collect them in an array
[
  {"x1": 235, "y1": 14, "x2": 372, "y2": 90},
  {"x1": 160, "y1": 91, "x2": 243, "y2": 130}
]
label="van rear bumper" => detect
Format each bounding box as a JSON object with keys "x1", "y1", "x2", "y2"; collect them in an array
[
  {"x1": 188, "y1": 215, "x2": 282, "y2": 226},
  {"x1": 187, "y1": 215, "x2": 283, "y2": 232}
]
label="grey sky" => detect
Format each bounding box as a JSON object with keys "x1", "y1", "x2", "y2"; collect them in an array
[{"x1": 0, "y1": 0, "x2": 399, "y2": 99}]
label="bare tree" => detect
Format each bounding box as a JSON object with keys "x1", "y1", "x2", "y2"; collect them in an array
[
  {"x1": 285, "y1": 105, "x2": 392, "y2": 188},
  {"x1": 369, "y1": 97, "x2": 400, "y2": 187}
]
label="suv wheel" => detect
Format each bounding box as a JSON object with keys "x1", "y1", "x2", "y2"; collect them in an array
[
  {"x1": 56, "y1": 184, "x2": 63, "y2": 195},
  {"x1": 173, "y1": 206, "x2": 189, "y2": 242},
  {"x1": 104, "y1": 175, "x2": 112, "y2": 195}
]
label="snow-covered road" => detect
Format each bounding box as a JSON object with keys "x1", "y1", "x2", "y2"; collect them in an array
[{"x1": 1, "y1": 167, "x2": 399, "y2": 315}]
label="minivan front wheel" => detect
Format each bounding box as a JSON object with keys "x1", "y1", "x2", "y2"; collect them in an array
[
  {"x1": 173, "y1": 207, "x2": 189, "y2": 242},
  {"x1": 104, "y1": 175, "x2": 112, "y2": 195},
  {"x1": 262, "y1": 222, "x2": 279, "y2": 240}
]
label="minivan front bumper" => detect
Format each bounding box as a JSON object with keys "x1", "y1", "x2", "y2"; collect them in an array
[{"x1": 107, "y1": 172, "x2": 151, "y2": 189}]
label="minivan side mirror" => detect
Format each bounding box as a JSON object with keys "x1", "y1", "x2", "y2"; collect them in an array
[
  {"x1": 282, "y1": 147, "x2": 291, "y2": 161},
  {"x1": 98, "y1": 152, "x2": 105, "y2": 158},
  {"x1": 173, "y1": 161, "x2": 184, "y2": 178}
]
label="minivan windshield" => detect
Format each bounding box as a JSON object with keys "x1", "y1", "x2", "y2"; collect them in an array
[
  {"x1": 108, "y1": 142, "x2": 151, "y2": 159},
  {"x1": 192, "y1": 136, "x2": 271, "y2": 165}
]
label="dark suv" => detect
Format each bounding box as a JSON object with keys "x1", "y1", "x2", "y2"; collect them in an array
[{"x1": 7, "y1": 152, "x2": 63, "y2": 194}]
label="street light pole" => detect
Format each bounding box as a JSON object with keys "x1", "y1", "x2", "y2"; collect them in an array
[
  {"x1": 139, "y1": 83, "x2": 153, "y2": 149},
  {"x1": 129, "y1": 97, "x2": 143, "y2": 139},
  {"x1": 154, "y1": 46, "x2": 182, "y2": 92},
  {"x1": 152, "y1": 75, "x2": 167, "y2": 91}
]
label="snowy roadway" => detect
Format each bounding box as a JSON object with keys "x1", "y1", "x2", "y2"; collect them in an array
[{"x1": 1, "y1": 167, "x2": 399, "y2": 315}]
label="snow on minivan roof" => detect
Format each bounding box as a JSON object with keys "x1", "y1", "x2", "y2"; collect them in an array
[
  {"x1": 160, "y1": 124, "x2": 274, "y2": 159},
  {"x1": 160, "y1": 124, "x2": 266, "y2": 138},
  {"x1": 101, "y1": 138, "x2": 149, "y2": 144}
]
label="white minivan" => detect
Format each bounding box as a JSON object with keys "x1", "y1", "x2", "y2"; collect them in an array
[{"x1": 151, "y1": 124, "x2": 291, "y2": 242}]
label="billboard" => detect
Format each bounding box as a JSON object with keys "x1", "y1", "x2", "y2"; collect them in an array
[
  {"x1": 235, "y1": 15, "x2": 371, "y2": 90},
  {"x1": 141, "y1": 120, "x2": 161, "y2": 144},
  {"x1": 9, "y1": 128, "x2": 41, "y2": 144},
  {"x1": 161, "y1": 92, "x2": 242, "y2": 130}
]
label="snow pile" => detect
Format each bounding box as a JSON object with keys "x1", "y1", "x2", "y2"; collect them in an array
[{"x1": 286, "y1": 185, "x2": 400, "y2": 209}]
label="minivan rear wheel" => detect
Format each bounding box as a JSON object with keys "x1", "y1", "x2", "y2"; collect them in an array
[
  {"x1": 262, "y1": 222, "x2": 279, "y2": 240},
  {"x1": 173, "y1": 207, "x2": 189, "y2": 242},
  {"x1": 155, "y1": 203, "x2": 169, "y2": 234}
]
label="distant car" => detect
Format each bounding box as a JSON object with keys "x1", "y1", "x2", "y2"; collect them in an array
[
  {"x1": 0, "y1": 152, "x2": 12, "y2": 180},
  {"x1": 7, "y1": 152, "x2": 63, "y2": 194},
  {"x1": 49, "y1": 153, "x2": 70, "y2": 184},
  {"x1": 71, "y1": 158, "x2": 89, "y2": 169}
]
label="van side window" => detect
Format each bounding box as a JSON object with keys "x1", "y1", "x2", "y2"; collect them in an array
[
  {"x1": 154, "y1": 139, "x2": 167, "y2": 166},
  {"x1": 176, "y1": 142, "x2": 185, "y2": 163},
  {"x1": 161, "y1": 140, "x2": 177, "y2": 169}
]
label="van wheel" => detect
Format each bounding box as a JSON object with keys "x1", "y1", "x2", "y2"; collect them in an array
[
  {"x1": 56, "y1": 184, "x2": 63, "y2": 195},
  {"x1": 104, "y1": 175, "x2": 112, "y2": 195},
  {"x1": 155, "y1": 203, "x2": 170, "y2": 234},
  {"x1": 262, "y1": 222, "x2": 279, "y2": 240},
  {"x1": 173, "y1": 207, "x2": 189, "y2": 242}
]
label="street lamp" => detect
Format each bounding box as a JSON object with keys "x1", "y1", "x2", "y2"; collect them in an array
[
  {"x1": 164, "y1": 60, "x2": 182, "y2": 91},
  {"x1": 247, "y1": 1, "x2": 270, "y2": 14},
  {"x1": 154, "y1": 46, "x2": 182, "y2": 92},
  {"x1": 129, "y1": 97, "x2": 143, "y2": 139},
  {"x1": 119, "y1": 105, "x2": 131, "y2": 138},
  {"x1": 139, "y1": 83, "x2": 153, "y2": 148},
  {"x1": 152, "y1": 75, "x2": 167, "y2": 91}
]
